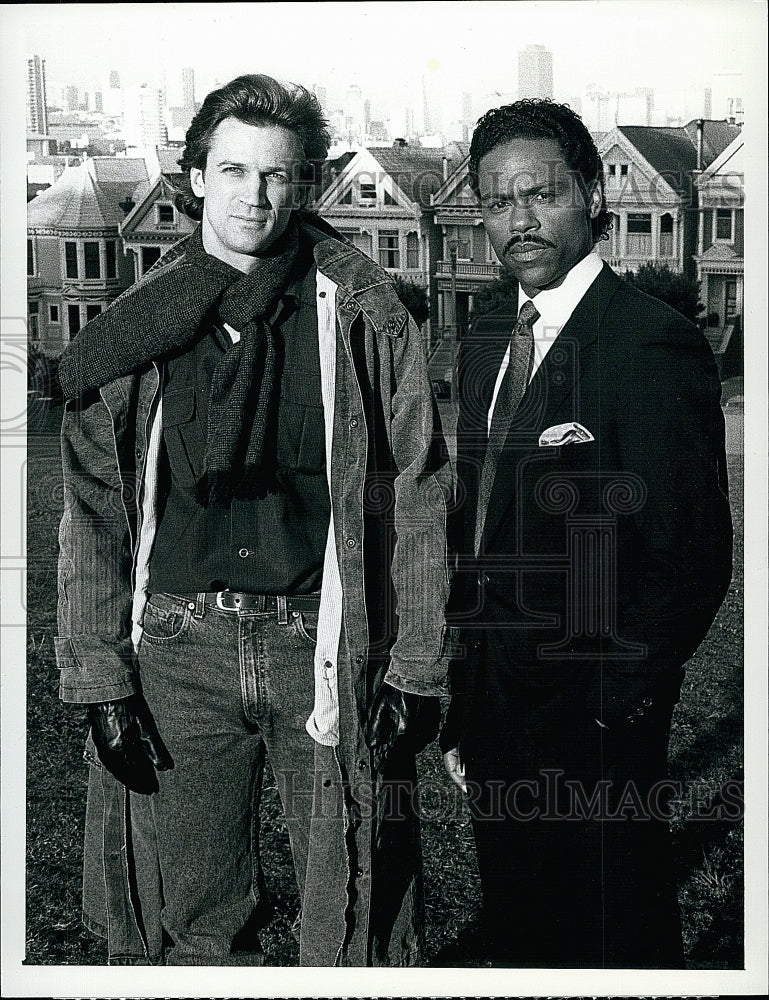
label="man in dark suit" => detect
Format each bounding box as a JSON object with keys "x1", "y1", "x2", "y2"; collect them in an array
[{"x1": 441, "y1": 99, "x2": 732, "y2": 968}]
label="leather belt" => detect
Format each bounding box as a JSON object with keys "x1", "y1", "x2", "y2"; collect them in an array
[{"x1": 171, "y1": 591, "x2": 322, "y2": 613}]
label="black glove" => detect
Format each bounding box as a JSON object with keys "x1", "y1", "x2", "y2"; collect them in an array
[
  {"x1": 87, "y1": 693, "x2": 173, "y2": 794},
  {"x1": 367, "y1": 682, "x2": 441, "y2": 771}
]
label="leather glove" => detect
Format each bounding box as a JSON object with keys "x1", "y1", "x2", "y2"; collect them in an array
[
  {"x1": 87, "y1": 693, "x2": 173, "y2": 794},
  {"x1": 366, "y1": 682, "x2": 441, "y2": 771}
]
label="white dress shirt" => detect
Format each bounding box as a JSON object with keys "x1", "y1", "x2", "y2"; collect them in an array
[{"x1": 487, "y1": 250, "x2": 604, "y2": 432}]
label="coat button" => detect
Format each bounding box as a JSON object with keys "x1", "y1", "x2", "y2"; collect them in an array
[
  {"x1": 346, "y1": 537, "x2": 356, "y2": 548},
  {"x1": 355, "y1": 655, "x2": 364, "y2": 664},
  {"x1": 238, "y1": 547, "x2": 249, "y2": 558},
  {"x1": 349, "y1": 417, "x2": 358, "y2": 428},
  {"x1": 345, "y1": 300, "x2": 358, "y2": 312}
]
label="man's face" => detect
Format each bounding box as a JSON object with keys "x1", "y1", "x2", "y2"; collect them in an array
[
  {"x1": 190, "y1": 118, "x2": 305, "y2": 272},
  {"x1": 478, "y1": 137, "x2": 602, "y2": 297}
]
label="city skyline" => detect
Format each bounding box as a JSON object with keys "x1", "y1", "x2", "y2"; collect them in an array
[{"x1": 18, "y1": 1, "x2": 755, "y2": 129}]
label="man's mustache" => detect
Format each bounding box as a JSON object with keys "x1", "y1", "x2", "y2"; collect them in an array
[{"x1": 504, "y1": 235, "x2": 554, "y2": 254}]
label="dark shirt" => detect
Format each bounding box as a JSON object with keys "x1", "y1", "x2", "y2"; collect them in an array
[{"x1": 148, "y1": 253, "x2": 330, "y2": 595}]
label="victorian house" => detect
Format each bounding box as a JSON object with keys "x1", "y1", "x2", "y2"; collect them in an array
[
  {"x1": 430, "y1": 153, "x2": 501, "y2": 337},
  {"x1": 596, "y1": 120, "x2": 741, "y2": 278},
  {"x1": 693, "y1": 128, "x2": 744, "y2": 336},
  {"x1": 120, "y1": 147, "x2": 196, "y2": 281},
  {"x1": 312, "y1": 142, "x2": 466, "y2": 343},
  {"x1": 27, "y1": 156, "x2": 148, "y2": 355}
]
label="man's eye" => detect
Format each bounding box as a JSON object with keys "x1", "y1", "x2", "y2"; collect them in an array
[
  {"x1": 486, "y1": 200, "x2": 508, "y2": 213},
  {"x1": 222, "y1": 166, "x2": 243, "y2": 175},
  {"x1": 268, "y1": 172, "x2": 289, "y2": 183},
  {"x1": 534, "y1": 191, "x2": 554, "y2": 202}
]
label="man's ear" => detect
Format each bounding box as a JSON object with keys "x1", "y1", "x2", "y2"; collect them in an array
[
  {"x1": 190, "y1": 168, "x2": 205, "y2": 198},
  {"x1": 587, "y1": 182, "x2": 603, "y2": 219}
]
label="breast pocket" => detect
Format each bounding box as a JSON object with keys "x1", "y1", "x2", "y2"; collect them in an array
[
  {"x1": 276, "y1": 372, "x2": 326, "y2": 473},
  {"x1": 162, "y1": 388, "x2": 206, "y2": 488}
]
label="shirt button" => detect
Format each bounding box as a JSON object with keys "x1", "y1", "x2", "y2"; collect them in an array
[
  {"x1": 355, "y1": 655, "x2": 364, "y2": 664},
  {"x1": 355, "y1": 867, "x2": 364, "y2": 878},
  {"x1": 318, "y1": 290, "x2": 326, "y2": 298},
  {"x1": 358, "y1": 760, "x2": 367, "y2": 770},
  {"x1": 238, "y1": 547, "x2": 249, "y2": 558},
  {"x1": 346, "y1": 538, "x2": 356, "y2": 548}
]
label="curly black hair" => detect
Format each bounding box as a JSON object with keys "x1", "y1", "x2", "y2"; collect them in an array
[
  {"x1": 174, "y1": 74, "x2": 331, "y2": 221},
  {"x1": 468, "y1": 99, "x2": 610, "y2": 243}
]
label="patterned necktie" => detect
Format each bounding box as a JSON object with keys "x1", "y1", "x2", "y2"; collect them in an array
[{"x1": 474, "y1": 299, "x2": 539, "y2": 555}]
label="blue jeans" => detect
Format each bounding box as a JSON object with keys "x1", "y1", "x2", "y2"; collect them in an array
[{"x1": 130, "y1": 592, "x2": 323, "y2": 965}]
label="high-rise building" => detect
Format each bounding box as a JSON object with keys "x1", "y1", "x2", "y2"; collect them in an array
[
  {"x1": 123, "y1": 84, "x2": 168, "y2": 149},
  {"x1": 314, "y1": 85, "x2": 327, "y2": 111},
  {"x1": 109, "y1": 69, "x2": 121, "y2": 90},
  {"x1": 518, "y1": 44, "x2": 553, "y2": 100},
  {"x1": 64, "y1": 85, "x2": 79, "y2": 113},
  {"x1": 27, "y1": 55, "x2": 49, "y2": 134},
  {"x1": 710, "y1": 72, "x2": 744, "y2": 124},
  {"x1": 345, "y1": 84, "x2": 365, "y2": 144},
  {"x1": 182, "y1": 67, "x2": 195, "y2": 110}
]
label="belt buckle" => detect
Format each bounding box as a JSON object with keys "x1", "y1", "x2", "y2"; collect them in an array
[{"x1": 216, "y1": 590, "x2": 237, "y2": 612}]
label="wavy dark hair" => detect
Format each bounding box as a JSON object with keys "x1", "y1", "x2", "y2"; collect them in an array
[
  {"x1": 175, "y1": 74, "x2": 331, "y2": 220},
  {"x1": 468, "y1": 99, "x2": 610, "y2": 243}
]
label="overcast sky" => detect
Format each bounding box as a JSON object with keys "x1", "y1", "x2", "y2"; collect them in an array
[{"x1": 15, "y1": 0, "x2": 761, "y2": 117}]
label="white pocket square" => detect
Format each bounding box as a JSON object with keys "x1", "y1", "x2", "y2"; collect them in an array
[{"x1": 538, "y1": 422, "x2": 595, "y2": 446}]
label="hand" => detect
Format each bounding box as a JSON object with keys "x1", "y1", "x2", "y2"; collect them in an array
[
  {"x1": 87, "y1": 693, "x2": 173, "y2": 794},
  {"x1": 442, "y1": 746, "x2": 467, "y2": 793},
  {"x1": 367, "y1": 683, "x2": 441, "y2": 770}
]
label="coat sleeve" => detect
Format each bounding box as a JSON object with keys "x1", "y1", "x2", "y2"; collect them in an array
[
  {"x1": 55, "y1": 392, "x2": 139, "y2": 704},
  {"x1": 382, "y1": 317, "x2": 455, "y2": 697},
  {"x1": 586, "y1": 318, "x2": 733, "y2": 728}
]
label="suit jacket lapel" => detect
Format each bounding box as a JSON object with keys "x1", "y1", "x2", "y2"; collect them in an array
[{"x1": 480, "y1": 263, "x2": 620, "y2": 550}]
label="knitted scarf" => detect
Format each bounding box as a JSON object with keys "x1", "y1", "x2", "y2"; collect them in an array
[{"x1": 58, "y1": 220, "x2": 300, "y2": 504}]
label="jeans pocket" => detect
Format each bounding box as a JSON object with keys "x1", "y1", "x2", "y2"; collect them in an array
[
  {"x1": 292, "y1": 611, "x2": 318, "y2": 646},
  {"x1": 141, "y1": 594, "x2": 191, "y2": 643}
]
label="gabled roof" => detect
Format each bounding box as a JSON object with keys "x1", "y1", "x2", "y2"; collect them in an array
[
  {"x1": 156, "y1": 146, "x2": 184, "y2": 176},
  {"x1": 27, "y1": 159, "x2": 142, "y2": 232},
  {"x1": 616, "y1": 120, "x2": 741, "y2": 194},
  {"x1": 368, "y1": 146, "x2": 458, "y2": 208},
  {"x1": 313, "y1": 151, "x2": 356, "y2": 201},
  {"x1": 682, "y1": 120, "x2": 742, "y2": 167},
  {"x1": 697, "y1": 129, "x2": 744, "y2": 185},
  {"x1": 699, "y1": 242, "x2": 740, "y2": 262}
]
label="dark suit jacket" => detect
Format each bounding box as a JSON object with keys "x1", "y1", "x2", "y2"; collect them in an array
[{"x1": 448, "y1": 262, "x2": 733, "y2": 734}]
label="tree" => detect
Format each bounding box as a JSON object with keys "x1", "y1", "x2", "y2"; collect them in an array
[
  {"x1": 469, "y1": 271, "x2": 518, "y2": 321},
  {"x1": 622, "y1": 262, "x2": 704, "y2": 325},
  {"x1": 392, "y1": 276, "x2": 429, "y2": 328}
]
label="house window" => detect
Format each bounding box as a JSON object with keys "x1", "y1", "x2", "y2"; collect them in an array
[
  {"x1": 141, "y1": 246, "x2": 162, "y2": 275},
  {"x1": 86, "y1": 304, "x2": 102, "y2": 322},
  {"x1": 156, "y1": 203, "x2": 175, "y2": 226},
  {"x1": 627, "y1": 213, "x2": 652, "y2": 256},
  {"x1": 105, "y1": 240, "x2": 117, "y2": 279},
  {"x1": 339, "y1": 188, "x2": 352, "y2": 205},
  {"x1": 620, "y1": 164, "x2": 629, "y2": 176},
  {"x1": 715, "y1": 209, "x2": 733, "y2": 241},
  {"x1": 84, "y1": 241, "x2": 101, "y2": 279},
  {"x1": 360, "y1": 182, "x2": 376, "y2": 204},
  {"x1": 28, "y1": 301, "x2": 39, "y2": 339},
  {"x1": 725, "y1": 280, "x2": 738, "y2": 321},
  {"x1": 49, "y1": 304, "x2": 60, "y2": 323},
  {"x1": 659, "y1": 213, "x2": 674, "y2": 257},
  {"x1": 27, "y1": 238, "x2": 36, "y2": 276},
  {"x1": 68, "y1": 304, "x2": 81, "y2": 337},
  {"x1": 378, "y1": 230, "x2": 400, "y2": 269},
  {"x1": 65, "y1": 241, "x2": 78, "y2": 279},
  {"x1": 607, "y1": 164, "x2": 616, "y2": 177},
  {"x1": 384, "y1": 189, "x2": 397, "y2": 206},
  {"x1": 406, "y1": 232, "x2": 419, "y2": 269}
]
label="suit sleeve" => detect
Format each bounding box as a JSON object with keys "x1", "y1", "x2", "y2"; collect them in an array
[
  {"x1": 587, "y1": 320, "x2": 733, "y2": 728},
  {"x1": 55, "y1": 393, "x2": 139, "y2": 704}
]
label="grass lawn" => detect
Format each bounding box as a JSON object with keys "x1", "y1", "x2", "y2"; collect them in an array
[{"x1": 25, "y1": 407, "x2": 744, "y2": 967}]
